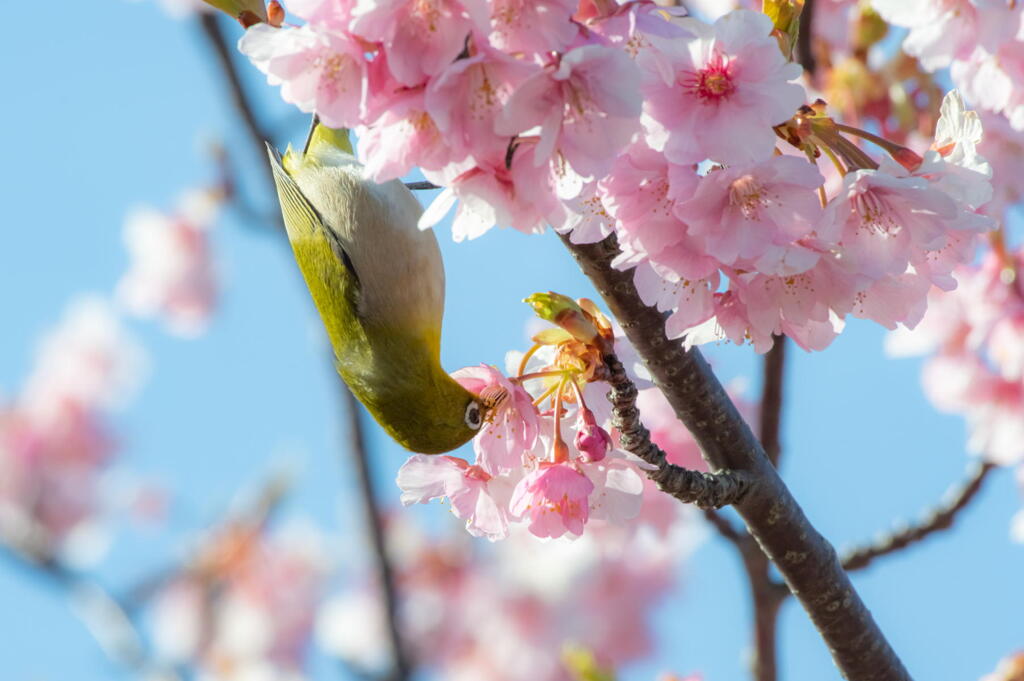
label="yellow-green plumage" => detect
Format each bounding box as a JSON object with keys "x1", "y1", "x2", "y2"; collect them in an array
[{"x1": 267, "y1": 125, "x2": 481, "y2": 454}]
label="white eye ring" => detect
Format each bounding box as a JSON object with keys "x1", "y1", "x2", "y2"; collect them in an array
[{"x1": 465, "y1": 401, "x2": 483, "y2": 430}]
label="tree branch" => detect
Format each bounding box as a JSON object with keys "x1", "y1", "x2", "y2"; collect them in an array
[
  {"x1": 341, "y1": 385, "x2": 412, "y2": 681},
  {"x1": 561, "y1": 233, "x2": 911, "y2": 681},
  {"x1": 605, "y1": 353, "x2": 752, "y2": 508},
  {"x1": 842, "y1": 461, "x2": 997, "y2": 572},
  {"x1": 196, "y1": 13, "x2": 280, "y2": 224},
  {"x1": 759, "y1": 336, "x2": 787, "y2": 468},
  {"x1": 0, "y1": 535, "x2": 181, "y2": 680}
]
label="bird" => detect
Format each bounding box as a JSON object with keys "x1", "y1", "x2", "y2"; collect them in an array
[{"x1": 266, "y1": 119, "x2": 487, "y2": 454}]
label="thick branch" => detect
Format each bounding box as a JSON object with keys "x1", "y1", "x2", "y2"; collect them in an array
[
  {"x1": 561, "y1": 233, "x2": 911, "y2": 681},
  {"x1": 341, "y1": 385, "x2": 411, "y2": 681},
  {"x1": 605, "y1": 354, "x2": 751, "y2": 508},
  {"x1": 842, "y1": 461, "x2": 997, "y2": 572},
  {"x1": 759, "y1": 336, "x2": 787, "y2": 468}
]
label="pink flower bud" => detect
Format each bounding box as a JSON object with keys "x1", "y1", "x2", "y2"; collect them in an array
[{"x1": 574, "y1": 409, "x2": 611, "y2": 463}]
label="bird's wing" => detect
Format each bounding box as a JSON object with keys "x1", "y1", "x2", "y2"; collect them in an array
[{"x1": 266, "y1": 143, "x2": 363, "y2": 292}]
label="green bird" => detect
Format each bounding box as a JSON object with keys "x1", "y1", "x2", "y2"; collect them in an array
[{"x1": 266, "y1": 121, "x2": 486, "y2": 453}]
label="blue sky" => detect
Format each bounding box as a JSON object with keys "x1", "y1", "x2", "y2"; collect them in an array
[{"x1": 1, "y1": 2, "x2": 1021, "y2": 680}]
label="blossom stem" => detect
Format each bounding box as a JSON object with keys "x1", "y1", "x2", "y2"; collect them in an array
[
  {"x1": 569, "y1": 376, "x2": 590, "y2": 411},
  {"x1": 551, "y1": 378, "x2": 569, "y2": 463},
  {"x1": 517, "y1": 343, "x2": 544, "y2": 378},
  {"x1": 515, "y1": 369, "x2": 568, "y2": 383},
  {"x1": 532, "y1": 382, "x2": 561, "y2": 407},
  {"x1": 835, "y1": 123, "x2": 913, "y2": 158}
]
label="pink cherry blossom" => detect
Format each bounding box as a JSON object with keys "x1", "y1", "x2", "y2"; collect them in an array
[
  {"x1": 496, "y1": 44, "x2": 642, "y2": 177},
  {"x1": 487, "y1": 0, "x2": 579, "y2": 54},
  {"x1": 871, "y1": 0, "x2": 1019, "y2": 71},
  {"x1": 818, "y1": 166, "x2": 961, "y2": 283},
  {"x1": 673, "y1": 155, "x2": 823, "y2": 275},
  {"x1": 638, "y1": 9, "x2": 805, "y2": 164},
  {"x1": 239, "y1": 23, "x2": 368, "y2": 129},
  {"x1": 397, "y1": 454, "x2": 514, "y2": 540},
  {"x1": 356, "y1": 87, "x2": 459, "y2": 182},
  {"x1": 116, "y1": 189, "x2": 220, "y2": 337},
  {"x1": 425, "y1": 44, "x2": 536, "y2": 164},
  {"x1": 452, "y1": 364, "x2": 539, "y2": 473},
  {"x1": 350, "y1": 0, "x2": 488, "y2": 87},
  {"x1": 510, "y1": 462, "x2": 594, "y2": 539},
  {"x1": 420, "y1": 140, "x2": 564, "y2": 240},
  {"x1": 150, "y1": 522, "x2": 329, "y2": 675}
]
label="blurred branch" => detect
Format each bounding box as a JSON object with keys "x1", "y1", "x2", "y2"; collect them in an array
[
  {"x1": 561, "y1": 232, "x2": 911, "y2": 681},
  {"x1": 197, "y1": 16, "x2": 413, "y2": 681},
  {"x1": 703, "y1": 507, "x2": 787, "y2": 681},
  {"x1": 842, "y1": 461, "x2": 997, "y2": 572},
  {"x1": 0, "y1": 533, "x2": 181, "y2": 681},
  {"x1": 196, "y1": 12, "x2": 280, "y2": 227},
  {"x1": 340, "y1": 385, "x2": 412, "y2": 681},
  {"x1": 796, "y1": 0, "x2": 817, "y2": 77},
  {"x1": 759, "y1": 336, "x2": 787, "y2": 468}
]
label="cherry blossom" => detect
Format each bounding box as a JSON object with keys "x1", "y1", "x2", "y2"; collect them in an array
[
  {"x1": 350, "y1": 0, "x2": 489, "y2": 87},
  {"x1": 117, "y1": 189, "x2": 221, "y2": 337},
  {"x1": 496, "y1": 44, "x2": 642, "y2": 177},
  {"x1": 487, "y1": 0, "x2": 579, "y2": 54},
  {"x1": 240, "y1": 23, "x2": 369, "y2": 129},
  {"x1": 674, "y1": 155, "x2": 823, "y2": 274},
  {"x1": 452, "y1": 364, "x2": 539, "y2": 473},
  {"x1": 638, "y1": 9, "x2": 805, "y2": 165},
  {"x1": 510, "y1": 461, "x2": 594, "y2": 539},
  {"x1": 397, "y1": 454, "x2": 515, "y2": 540}
]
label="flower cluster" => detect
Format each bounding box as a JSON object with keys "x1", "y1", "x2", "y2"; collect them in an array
[
  {"x1": 0, "y1": 298, "x2": 146, "y2": 560},
  {"x1": 319, "y1": 511, "x2": 701, "y2": 681},
  {"x1": 240, "y1": 2, "x2": 994, "y2": 354},
  {"x1": 398, "y1": 294, "x2": 652, "y2": 540},
  {"x1": 397, "y1": 292, "x2": 755, "y2": 541},
  {"x1": 148, "y1": 516, "x2": 329, "y2": 679},
  {"x1": 117, "y1": 187, "x2": 222, "y2": 337}
]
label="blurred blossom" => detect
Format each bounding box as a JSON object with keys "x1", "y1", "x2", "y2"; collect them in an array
[
  {"x1": 320, "y1": 511, "x2": 699, "y2": 681},
  {"x1": 0, "y1": 297, "x2": 145, "y2": 557},
  {"x1": 22, "y1": 296, "x2": 146, "y2": 414},
  {"x1": 981, "y1": 652, "x2": 1024, "y2": 681},
  {"x1": 149, "y1": 520, "x2": 330, "y2": 679},
  {"x1": 117, "y1": 188, "x2": 222, "y2": 337}
]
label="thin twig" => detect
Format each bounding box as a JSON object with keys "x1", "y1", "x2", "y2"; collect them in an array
[
  {"x1": 0, "y1": 539, "x2": 182, "y2": 680},
  {"x1": 605, "y1": 353, "x2": 752, "y2": 509},
  {"x1": 759, "y1": 336, "x2": 787, "y2": 468},
  {"x1": 341, "y1": 385, "x2": 412, "y2": 681},
  {"x1": 197, "y1": 13, "x2": 279, "y2": 225},
  {"x1": 560, "y1": 232, "x2": 911, "y2": 681},
  {"x1": 842, "y1": 461, "x2": 997, "y2": 572},
  {"x1": 405, "y1": 181, "x2": 441, "y2": 191}
]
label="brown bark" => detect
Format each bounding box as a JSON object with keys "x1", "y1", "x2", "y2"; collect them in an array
[{"x1": 561, "y1": 233, "x2": 911, "y2": 681}]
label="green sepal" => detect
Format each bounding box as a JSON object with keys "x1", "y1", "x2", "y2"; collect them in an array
[
  {"x1": 562, "y1": 645, "x2": 617, "y2": 681},
  {"x1": 524, "y1": 292, "x2": 602, "y2": 348},
  {"x1": 762, "y1": 0, "x2": 804, "y2": 59},
  {"x1": 199, "y1": 0, "x2": 267, "y2": 23}
]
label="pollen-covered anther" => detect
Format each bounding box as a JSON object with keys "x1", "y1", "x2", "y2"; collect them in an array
[{"x1": 683, "y1": 53, "x2": 737, "y2": 103}]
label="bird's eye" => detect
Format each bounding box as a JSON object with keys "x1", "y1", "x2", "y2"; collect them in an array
[{"x1": 464, "y1": 401, "x2": 483, "y2": 430}]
